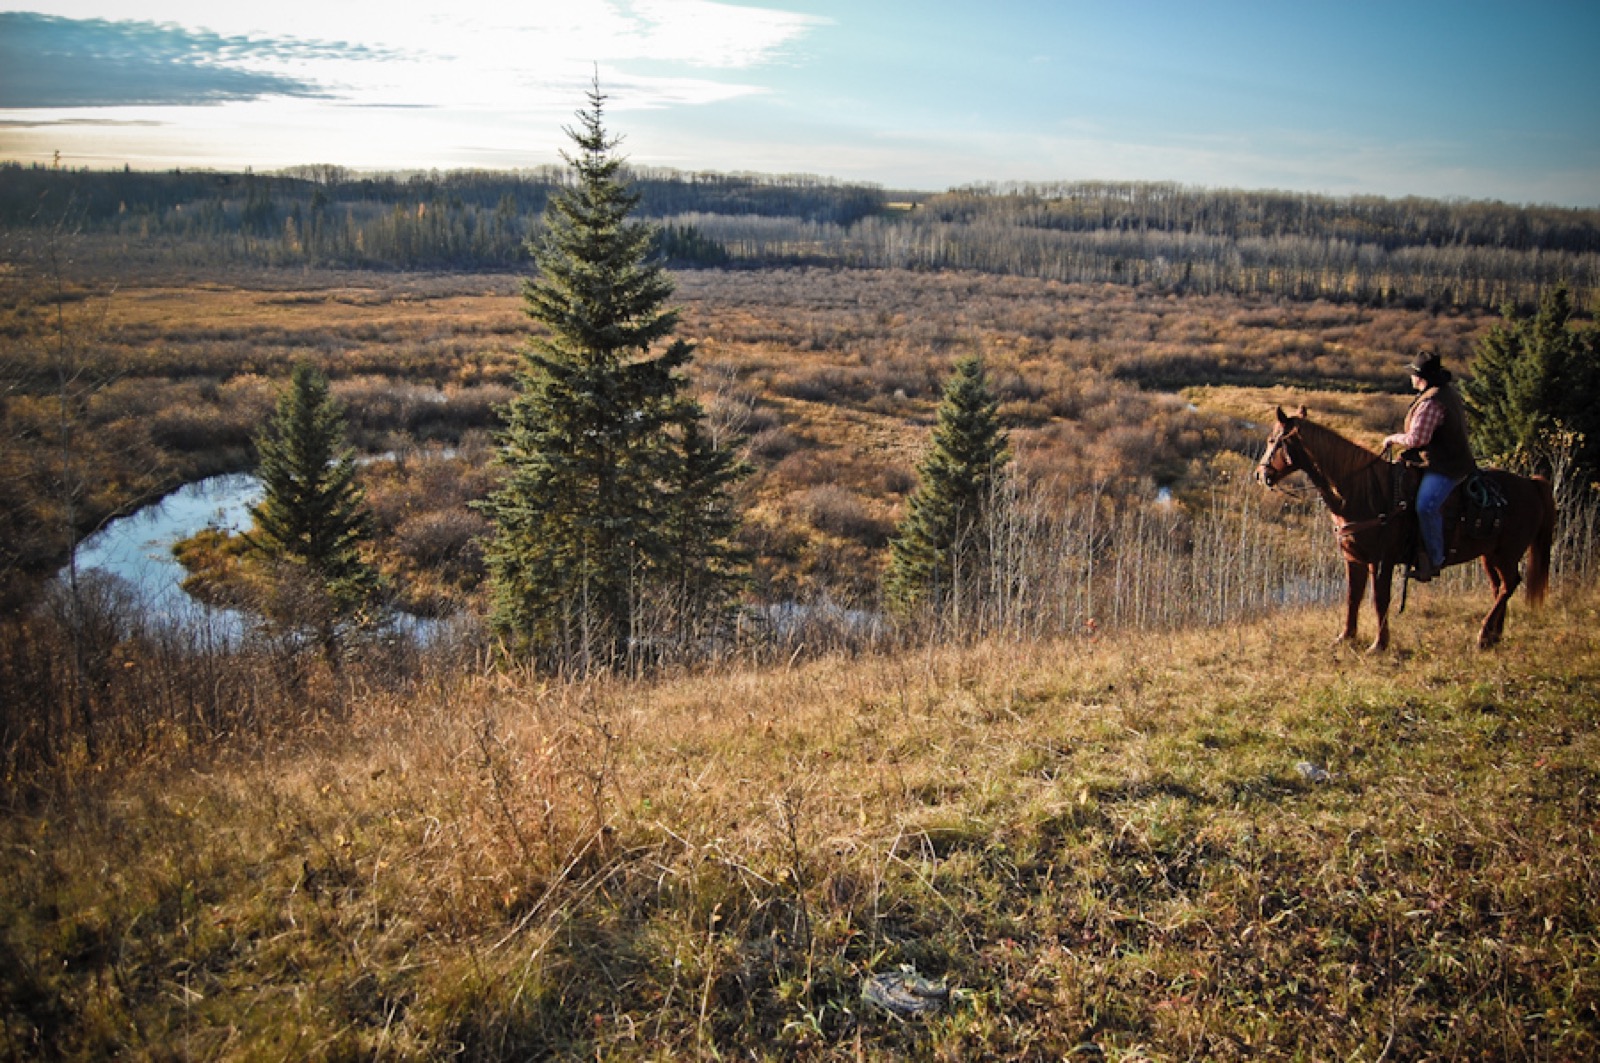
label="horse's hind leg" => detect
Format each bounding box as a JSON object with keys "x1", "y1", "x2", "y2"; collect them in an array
[
  {"x1": 1479, "y1": 555, "x2": 1520, "y2": 649},
  {"x1": 1339, "y1": 560, "x2": 1369, "y2": 645},
  {"x1": 1484, "y1": 557, "x2": 1505, "y2": 599}
]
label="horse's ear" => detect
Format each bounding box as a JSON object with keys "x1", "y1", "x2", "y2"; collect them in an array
[
  {"x1": 1296, "y1": 405, "x2": 1308, "y2": 418},
  {"x1": 1275, "y1": 406, "x2": 1289, "y2": 424}
]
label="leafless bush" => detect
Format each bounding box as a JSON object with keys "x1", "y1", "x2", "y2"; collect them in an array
[
  {"x1": 748, "y1": 425, "x2": 805, "y2": 463},
  {"x1": 0, "y1": 576, "x2": 495, "y2": 789},
  {"x1": 794, "y1": 484, "x2": 890, "y2": 544},
  {"x1": 768, "y1": 449, "x2": 836, "y2": 490},
  {"x1": 393, "y1": 509, "x2": 487, "y2": 570},
  {"x1": 334, "y1": 378, "x2": 506, "y2": 441},
  {"x1": 1516, "y1": 427, "x2": 1600, "y2": 587},
  {"x1": 896, "y1": 459, "x2": 1337, "y2": 643}
]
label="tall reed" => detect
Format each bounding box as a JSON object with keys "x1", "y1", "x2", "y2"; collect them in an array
[{"x1": 903, "y1": 457, "x2": 1336, "y2": 643}]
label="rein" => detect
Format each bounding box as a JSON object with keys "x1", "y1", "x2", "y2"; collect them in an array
[
  {"x1": 1264, "y1": 479, "x2": 1317, "y2": 505},
  {"x1": 1329, "y1": 450, "x2": 1417, "y2": 612},
  {"x1": 1331, "y1": 459, "x2": 1407, "y2": 545},
  {"x1": 1267, "y1": 422, "x2": 1406, "y2": 544}
]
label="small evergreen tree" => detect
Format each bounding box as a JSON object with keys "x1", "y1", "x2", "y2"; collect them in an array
[
  {"x1": 657, "y1": 411, "x2": 751, "y2": 644},
  {"x1": 886, "y1": 356, "x2": 1011, "y2": 620},
  {"x1": 479, "y1": 84, "x2": 745, "y2": 667},
  {"x1": 1463, "y1": 282, "x2": 1600, "y2": 481},
  {"x1": 247, "y1": 362, "x2": 378, "y2": 653}
]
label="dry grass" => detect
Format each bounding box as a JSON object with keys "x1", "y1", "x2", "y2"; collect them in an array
[
  {"x1": 5, "y1": 582, "x2": 1597, "y2": 1059},
  {"x1": 1184, "y1": 384, "x2": 1411, "y2": 443}
]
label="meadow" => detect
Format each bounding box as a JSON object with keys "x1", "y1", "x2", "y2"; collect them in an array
[{"x1": 3, "y1": 261, "x2": 1598, "y2": 1058}]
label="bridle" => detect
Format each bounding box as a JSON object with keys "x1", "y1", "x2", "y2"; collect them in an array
[
  {"x1": 1258, "y1": 416, "x2": 1409, "y2": 549},
  {"x1": 1255, "y1": 424, "x2": 1301, "y2": 491},
  {"x1": 1254, "y1": 422, "x2": 1322, "y2": 505}
]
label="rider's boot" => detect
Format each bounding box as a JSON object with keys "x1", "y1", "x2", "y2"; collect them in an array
[{"x1": 1409, "y1": 552, "x2": 1438, "y2": 583}]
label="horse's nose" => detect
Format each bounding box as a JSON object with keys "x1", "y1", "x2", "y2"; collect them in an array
[{"x1": 1254, "y1": 465, "x2": 1272, "y2": 487}]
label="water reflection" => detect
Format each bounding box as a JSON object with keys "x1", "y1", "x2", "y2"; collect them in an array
[{"x1": 60, "y1": 473, "x2": 260, "y2": 630}]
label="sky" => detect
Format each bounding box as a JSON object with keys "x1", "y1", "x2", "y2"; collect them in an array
[{"x1": 1, "y1": 1, "x2": 1597, "y2": 206}]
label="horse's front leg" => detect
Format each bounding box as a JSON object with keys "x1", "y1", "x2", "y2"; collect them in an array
[
  {"x1": 1369, "y1": 562, "x2": 1395, "y2": 653},
  {"x1": 1339, "y1": 560, "x2": 1369, "y2": 645}
]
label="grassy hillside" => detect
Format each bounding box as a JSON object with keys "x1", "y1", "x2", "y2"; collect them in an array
[{"x1": 4, "y1": 583, "x2": 1597, "y2": 1059}]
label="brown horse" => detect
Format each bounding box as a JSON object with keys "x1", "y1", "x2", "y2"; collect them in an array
[{"x1": 1255, "y1": 407, "x2": 1555, "y2": 651}]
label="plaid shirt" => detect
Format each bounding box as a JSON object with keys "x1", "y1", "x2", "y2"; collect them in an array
[{"x1": 1386, "y1": 394, "x2": 1444, "y2": 450}]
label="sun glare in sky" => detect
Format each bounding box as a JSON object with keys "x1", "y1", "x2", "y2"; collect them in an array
[
  {"x1": 1, "y1": 1, "x2": 823, "y2": 164},
  {"x1": 2, "y1": 1, "x2": 1597, "y2": 205}
]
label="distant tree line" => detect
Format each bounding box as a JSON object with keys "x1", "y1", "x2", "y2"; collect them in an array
[
  {"x1": 937, "y1": 181, "x2": 1600, "y2": 253},
  {"x1": 690, "y1": 202, "x2": 1600, "y2": 313},
  {"x1": 3, "y1": 163, "x2": 1596, "y2": 310},
  {"x1": 0, "y1": 163, "x2": 882, "y2": 270}
]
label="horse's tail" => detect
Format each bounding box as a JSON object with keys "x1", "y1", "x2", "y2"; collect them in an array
[{"x1": 1526, "y1": 475, "x2": 1555, "y2": 607}]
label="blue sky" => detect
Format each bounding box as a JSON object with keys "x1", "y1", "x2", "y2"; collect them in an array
[{"x1": 1, "y1": 1, "x2": 1596, "y2": 205}]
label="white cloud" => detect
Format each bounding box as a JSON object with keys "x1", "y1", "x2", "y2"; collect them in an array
[
  {"x1": 1, "y1": 0, "x2": 828, "y2": 168},
  {"x1": 626, "y1": 0, "x2": 827, "y2": 68},
  {"x1": 12, "y1": 2, "x2": 825, "y2": 75}
]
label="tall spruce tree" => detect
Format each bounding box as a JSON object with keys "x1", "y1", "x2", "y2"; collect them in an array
[
  {"x1": 886, "y1": 356, "x2": 1010, "y2": 618},
  {"x1": 1463, "y1": 282, "x2": 1600, "y2": 482},
  {"x1": 479, "y1": 84, "x2": 744, "y2": 666},
  {"x1": 247, "y1": 362, "x2": 378, "y2": 652}
]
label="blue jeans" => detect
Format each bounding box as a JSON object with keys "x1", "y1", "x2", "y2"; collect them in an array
[{"x1": 1417, "y1": 470, "x2": 1466, "y2": 568}]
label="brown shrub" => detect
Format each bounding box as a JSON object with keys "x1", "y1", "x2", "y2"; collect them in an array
[{"x1": 792, "y1": 484, "x2": 891, "y2": 545}]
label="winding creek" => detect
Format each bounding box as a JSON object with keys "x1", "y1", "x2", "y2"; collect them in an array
[
  {"x1": 60, "y1": 473, "x2": 261, "y2": 630},
  {"x1": 60, "y1": 469, "x2": 458, "y2": 643},
  {"x1": 62, "y1": 468, "x2": 1270, "y2": 646}
]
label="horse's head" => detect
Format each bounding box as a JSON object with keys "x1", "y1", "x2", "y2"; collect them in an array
[{"x1": 1255, "y1": 406, "x2": 1308, "y2": 488}]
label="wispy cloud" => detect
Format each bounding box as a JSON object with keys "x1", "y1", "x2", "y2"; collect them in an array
[
  {"x1": 625, "y1": 0, "x2": 827, "y2": 68},
  {"x1": 0, "y1": 13, "x2": 399, "y2": 108},
  {"x1": 1, "y1": 4, "x2": 827, "y2": 110},
  {"x1": 0, "y1": 3, "x2": 832, "y2": 174},
  {"x1": 0, "y1": 116, "x2": 165, "y2": 128}
]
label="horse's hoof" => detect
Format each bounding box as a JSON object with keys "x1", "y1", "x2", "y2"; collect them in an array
[{"x1": 1367, "y1": 639, "x2": 1388, "y2": 654}]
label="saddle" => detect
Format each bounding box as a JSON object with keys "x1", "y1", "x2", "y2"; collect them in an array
[{"x1": 1393, "y1": 464, "x2": 1509, "y2": 554}]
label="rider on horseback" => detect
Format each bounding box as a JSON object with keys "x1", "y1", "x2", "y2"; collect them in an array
[{"x1": 1382, "y1": 351, "x2": 1477, "y2": 582}]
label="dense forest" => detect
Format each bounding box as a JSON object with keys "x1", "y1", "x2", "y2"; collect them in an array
[{"x1": 4, "y1": 163, "x2": 1596, "y2": 311}]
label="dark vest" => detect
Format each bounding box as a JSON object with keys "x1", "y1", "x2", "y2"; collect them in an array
[{"x1": 1407, "y1": 383, "x2": 1476, "y2": 480}]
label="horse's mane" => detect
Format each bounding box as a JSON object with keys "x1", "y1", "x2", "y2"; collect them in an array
[{"x1": 1295, "y1": 415, "x2": 1384, "y2": 483}]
